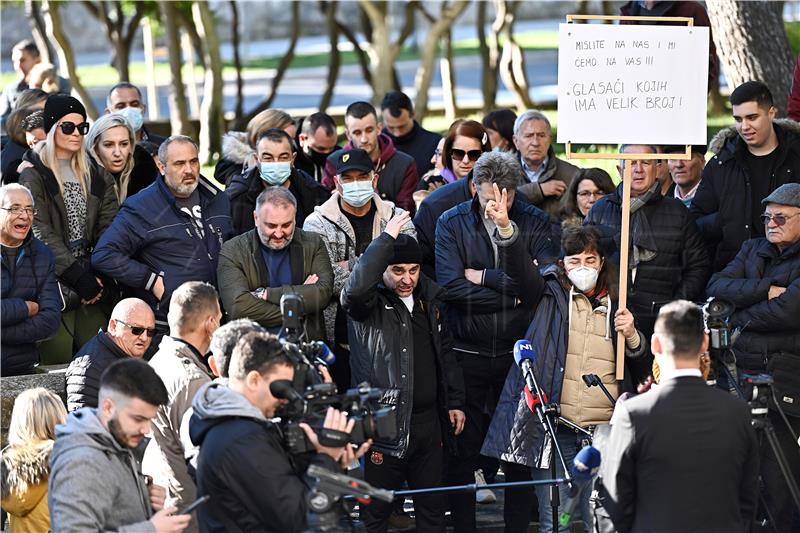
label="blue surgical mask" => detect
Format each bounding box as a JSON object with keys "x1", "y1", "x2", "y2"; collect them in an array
[
  {"x1": 260, "y1": 162, "x2": 292, "y2": 186},
  {"x1": 117, "y1": 106, "x2": 144, "y2": 131},
  {"x1": 341, "y1": 180, "x2": 374, "y2": 207}
]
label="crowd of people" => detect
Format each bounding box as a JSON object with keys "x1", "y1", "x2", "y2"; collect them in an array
[{"x1": 1, "y1": 30, "x2": 799, "y2": 533}]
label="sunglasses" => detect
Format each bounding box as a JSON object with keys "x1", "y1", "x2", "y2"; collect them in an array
[
  {"x1": 58, "y1": 121, "x2": 90, "y2": 136},
  {"x1": 760, "y1": 212, "x2": 800, "y2": 226},
  {"x1": 451, "y1": 149, "x2": 483, "y2": 162},
  {"x1": 116, "y1": 319, "x2": 156, "y2": 337}
]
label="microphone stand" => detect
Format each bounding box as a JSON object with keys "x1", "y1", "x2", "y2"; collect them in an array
[
  {"x1": 521, "y1": 360, "x2": 573, "y2": 530},
  {"x1": 582, "y1": 373, "x2": 616, "y2": 407}
]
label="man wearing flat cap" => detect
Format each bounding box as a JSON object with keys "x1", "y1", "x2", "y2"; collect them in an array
[
  {"x1": 706, "y1": 182, "x2": 800, "y2": 533},
  {"x1": 342, "y1": 212, "x2": 465, "y2": 533}
]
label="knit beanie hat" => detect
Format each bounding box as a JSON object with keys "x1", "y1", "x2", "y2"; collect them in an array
[
  {"x1": 389, "y1": 234, "x2": 422, "y2": 265},
  {"x1": 43, "y1": 94, "x2": 87, "y2": 133}
]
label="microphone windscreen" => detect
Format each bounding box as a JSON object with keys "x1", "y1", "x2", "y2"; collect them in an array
[
  {"x1": 571, "y1": 445, "x2": 602, "y2": 481},
  {"x1": 314, "y1": 341, "x2": 336, "y2": 365},
  {"x1": 513, "y1": 339, "x2": 537, "y2": 368}
]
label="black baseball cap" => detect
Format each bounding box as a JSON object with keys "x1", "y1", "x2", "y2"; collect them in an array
[{"x1": 335, "y1": 148, "x2": 374, "y2": 175}]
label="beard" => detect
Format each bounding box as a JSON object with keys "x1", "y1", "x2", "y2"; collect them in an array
[
  {"x1": 172, "y1": 180, "x2": 198, "y2": 197},
  {"x1": 108, "y1": 416, "x2": 142, "y2": 449},
  {"x1": 257, "y1": 228, "x2": 294, "y2": 250}
]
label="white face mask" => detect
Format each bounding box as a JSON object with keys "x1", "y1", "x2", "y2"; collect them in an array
[{"x1": 567, "y1": 266, "x2": 599, "y2": 292}]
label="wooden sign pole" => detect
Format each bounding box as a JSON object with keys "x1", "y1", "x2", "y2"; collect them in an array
[{"x1": 616, "y1": 162, "x2": 633, "y2": 380}]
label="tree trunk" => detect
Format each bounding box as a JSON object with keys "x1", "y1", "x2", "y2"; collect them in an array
[
  {"x1": 176, "y1": 5, "x2": 206, "y2": 69},
  {"x1": 81, "y1": 1, "x2": 144, "y2": 82},
  {"x1": 193, "y1": 1, "x2": 224, "y2": 165},
  {"x1": 707, "y1": 0, "x2": 793, "y2": 116},
  {"x1": 440, "y1": 29, "x2": 457, "y2": 122},
  {"x1": 412, "y1": 0, "x2": 469, "y2": 120},
  {"x1": 497, "y1": 1, "x2": 534, "y2": 111},
  {"x1": 477, "y1": 0, "x2": 497, "y2": 112},
  {"x1": 42, "y1": 0, "x2": 99, "y2": 119},
  {"x1": 335, "y1": 20, "x2": 372, "y2": 86},
  {"x1": 230, "y1": 0, "x2": 244, "y2": 120},
  {"x1": 160, "y1": 1, "x2": 191, "y2": 136},
  {"x1": 25, "y1": 0, "x2": 55, "y2": 66},
  {"x1": 235, "y1": 0, "x2": 301, "y2": 129},
  {"x1": 320, "y1": 1, "x2": 342, "y2": 112}
]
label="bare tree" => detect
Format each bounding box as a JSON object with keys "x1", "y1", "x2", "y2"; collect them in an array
[
  {"x1": 235, "y1": 0, "x2": 301, "y2": 129},
  {"x1": 193, "y1": 1, "x2": 224, "y2": 164},
  {"x1": 335, "y1": 16, "x2": 372, "y2": 87},
  {"x1": 41, "y1": 0, "x2": 99, "y2": 119},
  {"x1": 707, "y1": 0, "x2": 794, "y2": 116},
  {"x1": 476, "y1": 1, "x2": 498, "y2": 112},
  {"x1": 25, "y1": 0, "x2": 56, "y2": 65},
  {"x1": 413, "y1": 0, "x2": 469, "y2": 120},
  {"x1": 319, "y1": 1, "x2": 342, "y2": 112},
  {"x1": 230, "y1": 0, "x2": 244, "y2": 119},
  {"x1": 497, "y1": 0, "x2": 534, "y2": 111},
  {"x1": 160, "y1": 1, "x2": 191, "y2": 135},
  {"x1": 81, "y1": 0, "x2": 146, "y2": 81},
  {"x1": 358, "y1": 0, "x2": 418, "y2": 103}
]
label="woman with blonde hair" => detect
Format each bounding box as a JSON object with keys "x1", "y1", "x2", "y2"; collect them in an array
[
  {"x1": 215, "y1": 108, "x2": 296, "y2": 186},
  {"x1": 85, "y1": 113, "x2": 138, "y2": 203},
  {"x1": 1, "y1": 388, "x2": 67, "y2": 533},
  {"x1": 19, "y1": 94, "x2": 119, "y2": 364}
]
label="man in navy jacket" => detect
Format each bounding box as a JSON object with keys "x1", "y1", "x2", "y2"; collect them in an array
[{"x1": 92, "y1": 136, "x2": 233, "y2": 331}]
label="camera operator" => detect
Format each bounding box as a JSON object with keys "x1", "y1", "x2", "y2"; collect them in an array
[
  {"x1": 189, "y1": 331, "x2": 370, "y2": 533},
  {"x1": 706, "y1": 182, "x2": 800, "y2": 531},
  {"x1": 342, "y1": 212, "x2": 466, "y2": 533}
]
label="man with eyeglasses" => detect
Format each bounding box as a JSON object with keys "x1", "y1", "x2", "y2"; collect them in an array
[
  {"x1": 143, "y1": 281, "x2": 221, "y2": 533},
  {"x1": 66, "y1": 297, "x2": 156, "y2": 411},
  {"x1": 0, "y1": 183, "x2": 60, "y2": 376},
  {"x1": 691, "y1": 81, "x2": 800, "y2": 273},
  {"x1": 707, "y1": 183, "x2": 800, "y2": 532},
  {"x1": 512, "y1": 109, "x2": 579, "y2": 220},
  {"x1": 226, "y1": 128, "x2": 329, "y2": 235},
  {"x1": 304, "y1": 148, "x2": 415, "y2": 393},
  {"x1": 585, "y1": 143, "x2": 710, "y2": 384}
]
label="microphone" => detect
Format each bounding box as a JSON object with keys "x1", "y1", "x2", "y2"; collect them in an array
[
  {"x1": 558, "y1": 446, "x2": 601, "y2": 528},
  {"x1": 513, "y1": 340, "x2": 547, "y2": 409},
  {"x1": 310, "y1": 341, "x2": 336, "y2": 366}
]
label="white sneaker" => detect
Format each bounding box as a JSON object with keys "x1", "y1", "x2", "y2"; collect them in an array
[{"x1": 475, "y1": 469, "x2": 496, "y2": 504}]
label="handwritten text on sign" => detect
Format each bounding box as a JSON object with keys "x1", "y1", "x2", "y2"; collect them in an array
[{"x1": 557, "y1": 23, "x2": 709, "y2": 145}]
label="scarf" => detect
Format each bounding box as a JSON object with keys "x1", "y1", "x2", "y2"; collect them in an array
[{"x1": 628, "y1": 181, "x2": 659, "y2": 268}]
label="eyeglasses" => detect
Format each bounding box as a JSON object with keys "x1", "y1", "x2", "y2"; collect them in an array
[
  {"x1": 760, "y1": 212, "x2": 800, "y2": 226},
  {"x1": 116, "y1": 320, "x2": 156, "y2": 337},
  {"x1": 451, "y1": 149, "x2": 483, "y2": 162},
  {"x1": 57, "y1": 121, "x2": 90, "y2": 136},
  {"x1": 577, "y1": 191, "x2": 606, "y2": 199},
  {"x1": 0, "y1": 206, "x2": 36, "y2": 216}
]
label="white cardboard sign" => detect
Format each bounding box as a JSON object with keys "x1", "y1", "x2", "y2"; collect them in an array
[{"x1": 557, "y1": 23, "x2": 709, "y2": 145}]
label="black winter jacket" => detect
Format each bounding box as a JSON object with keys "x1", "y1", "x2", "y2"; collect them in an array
[
  {"x1": 383, "y1": 121, "x2": 442, "y2": 177},
  {"x1": 585, "y1": 184, "x2": 710, "y2": 335},
  {"x1": 342, "y1": 232, "x2": 465, "y2": 458},
  {"x1": 706, "y1": 238, "x2": 800, "y2": 369},
  {"x1": 65, "y1": 331, "x2": 130, "y2": 411},
  {"x1": 226, "y1": 166, "x2": 330, "y2": 236},
  {"x1": 435, "y1": 196, "x2": 555, "y2": 357},
  {"x1": 691, "y1": 120, "x2": 800, "y2": 272},
  {"x1": 0, "y1": 233, "x2": 60, "y2": 376}
]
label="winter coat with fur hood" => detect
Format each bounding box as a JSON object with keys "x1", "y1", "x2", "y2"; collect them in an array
[{"x1": 1, "y1": 440, "x2": 54, "y2": 533}]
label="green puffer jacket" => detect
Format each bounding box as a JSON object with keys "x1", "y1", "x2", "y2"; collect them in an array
[{"x1": 217, "y1": 227, "x2": 333, "y2": 341}]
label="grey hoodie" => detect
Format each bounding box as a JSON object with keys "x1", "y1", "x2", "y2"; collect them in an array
[
  {"x1": 191, "y1": 380, "x2": 266, "y2": 423},
  {"x1": 48, "y1": 408, "x2": 155, "y2": 533}
]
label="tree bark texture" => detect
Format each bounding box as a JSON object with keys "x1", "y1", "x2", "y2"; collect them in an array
[
  {"x1": 230, "y1": 0, "x2": 244, "y2": 119},
  {"x1": 192, "y1": 1, "x2": 224, "y2": 164},
  {"x1": 25, "y1": 0, "x2": 55, "y2": 66},
  {"x1": 81, "y1": 0, "x2": 145, "y2": 82},
  {"x1": 477, "y1": 1, "x2": 497, "y2": 112},
  {"x1": 42, "y1": 0, "x2": 99, "y2": 119},
  {"x1": 497, "y1": 0, "x2": 534, "y2": 111},
  {"x1": 320, "y1": 1, "x2": 342, "y2": 112},
  {"x1": 707, "y1": 0, "x2": 793, "y2": 116},
  {"x1": 160, "y1": 1, "x2": 191, "y2": 136}
]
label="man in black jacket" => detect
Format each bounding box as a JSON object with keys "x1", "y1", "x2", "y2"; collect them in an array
[
  {"x1": 227, "y1": 128, "x2": 330, "y2": 234},
  {"x1": 586, "y1": 144, "x2": 710, "y2": 383},
  {"x1": 295, "y1": 112, "x2": 340, "y2": 183},
  {"x1": 66, "y1": 297, "x2": 155, "y2": 411},
  {"x1": 342, "y1": 213, "x2": 465, "y2": 533},
  {"x1": 190, "y1": 331, "x2": 369, "y2": 533},
  {"x1": 691, "y1": 81, "x2": 800, "y2": 273},
  {"x1": 596, "y1": 300, "x2": 758, "y2": 533},
  {"x1": 706, "y1": 183, "x2": 800, "y2": 532},
  {"x1": 381, "y1": 91, "x2": 441, "y2": 176},
  {"x1": 435, "y1": 151, "x2": 554, "y2": 532}
]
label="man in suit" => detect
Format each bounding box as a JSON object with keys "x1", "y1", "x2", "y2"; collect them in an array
[{"x1": 595, "y1": 300, "x2": 759, "y2": 533}]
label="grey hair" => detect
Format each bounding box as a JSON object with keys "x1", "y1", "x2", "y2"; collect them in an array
[
  {"x1": 85, "y1": 113, "x2": 136, "y2": 201},
  {"x1": 158, "y1": 135, "x2": 198, "y2": 166},
  {"x1": 0, "y1": 183, "x2": 34, "y2": 206},
  {"x1": 255, "y1": 186, "x2": 297, "y2": 212},
  {"x1": 513, "y1": 110, "x2": 551, "y2": 137},
  {"x1": 472, "y1": 151, "x2": 522, "y2": 191},
  {"x1": 209, "y1": 319, "x2": 266, "y2": 378},
  {"x1": 618, "y1": 144, "x2": 660, "y2": 168},
  {"x1": 167, "y1": 281, "x2": 219, "y2": 334}
]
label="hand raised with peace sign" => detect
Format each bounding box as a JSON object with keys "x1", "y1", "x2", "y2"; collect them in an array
[{"x1": 484, "y1": 182, "x2": 510, "y2": 230}]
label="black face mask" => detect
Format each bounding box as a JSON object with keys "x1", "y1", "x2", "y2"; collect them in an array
[{"x1": 307, "y1": 147, "x2": 331, "y2": 167}]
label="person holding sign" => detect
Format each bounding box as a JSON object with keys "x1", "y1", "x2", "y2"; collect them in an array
[
  {"x1": 691, "y1": 81, "x2": 800, "y2": 273},
  {"x1": 584, "y1": 144, "x2": 709, "y2": 384}
]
